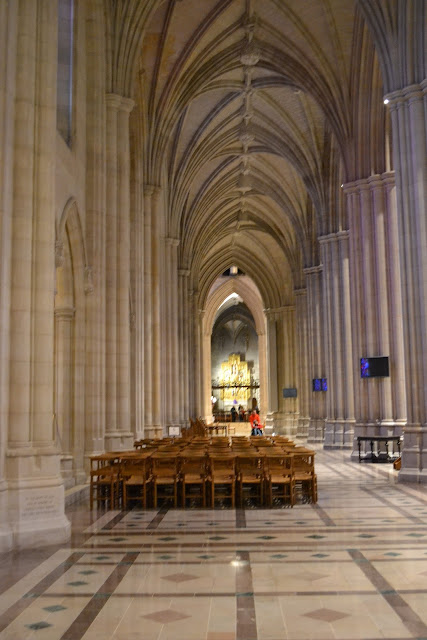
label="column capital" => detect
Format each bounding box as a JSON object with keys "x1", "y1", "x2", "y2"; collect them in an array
[
  {"x1": 384, "y1": 80, "x2": 427, "y2": 110},
  {"x1": 120, "y1": 97, "x2": 135, "y2": 114},
  {"x1": 179, "y1": 268, "x2": 191, "y2": 277},
  {"x1": 342, "y1": 172, "x2": 395, "y2": 194},
  {"x1": 55, "y1": 241, "x2": 64, "y2": 268},
  {"x1": 294, "y1": 287, "x2": 307, "y2": 297},
  {"x1": 106, "y1": 93, "x2": 123, "y2": 110},
  {"x1": 84, "y1": 266, "x2": 94, "y2": 295},
  {"x1": 264, "y1": 305, "x2": 294, "y2": 320},
  {"x1": 303, "y1": 264, "x2": 322, "y2": 275},
  {"x1": 318, "y1": 230, "x2": 349, "y2": 245},
  {"x1": 165, "y1": 237, "x2": 180, "y2": 247},
  {"x1": 106, "y1": 93, "x2": 135, "y2": 114},
  {"x1": 143, "y1": 184, "x2": 161, "y2": 198},
  {"x1": 54, "y1": 306, "x2": 75, "y2": 320}
]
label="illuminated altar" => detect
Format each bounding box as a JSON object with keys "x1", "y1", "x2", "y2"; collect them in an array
[{"x1": 213, "y1": 354, "x2": 252, "y2": 407}]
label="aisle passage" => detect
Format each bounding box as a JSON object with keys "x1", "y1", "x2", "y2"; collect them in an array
[{"x1": 1, "y1": 448, "x2": 427, "y2": 640}]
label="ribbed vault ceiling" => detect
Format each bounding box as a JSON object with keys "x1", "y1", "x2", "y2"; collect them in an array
[{"x1": 135, "y1": 0, "x2": 384, "y2": 308}]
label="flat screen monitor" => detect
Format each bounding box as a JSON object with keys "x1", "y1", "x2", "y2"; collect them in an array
[
  {"x1": 283, "y1": 388, "x2": 297, "y2": 398},
  {"x1": 312, "y1": 378, "x2": 327, "y2": 391},
  {"x1": 360, "y1": 356, "x2": 389, "y2": 378}
]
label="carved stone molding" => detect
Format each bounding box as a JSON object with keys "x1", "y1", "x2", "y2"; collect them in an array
[
  {"x1": 55, "y1": 241, "x2": 64, "y2": 268},
  {"x1": 84, "y1": 266, "x2": 94, "y2": 295},
  {"x1": 384, "y1": 81, "x2": 427, "y2": 110}
]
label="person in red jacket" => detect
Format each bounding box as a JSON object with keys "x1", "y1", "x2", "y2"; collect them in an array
[{"x1": 249, "y1": 409, "x2": 262, "y2": 435}]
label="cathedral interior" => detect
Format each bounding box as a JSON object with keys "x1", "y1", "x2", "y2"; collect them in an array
[{"x1": 0, "y1": 0, "x2": 426, "y2": 638}]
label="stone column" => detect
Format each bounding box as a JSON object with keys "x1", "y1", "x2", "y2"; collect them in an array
[
  {"x1": 385, "y1": 82, "x2": 427, "y2": 482},
  {"x1": 129, "y1": 115, "x2": 144, "y2": 441},
  {"x1": 304, "y1": 266, "x2": 326, "y2": 442},
  {"x1": 0, "y1": 0, "x2": 18, "y2": 552},
  {"x1": 170, "y1": 240, "x2": 180, "y2": 428},
  {"x1": 276, "y1": 306, "x2": 298, "y2": 436},
  {"x1": 164, "y1": 238, "x2": 180, "y2": 431},
  {"x1": 195, "y1": 308, "x2": 205, "y2": 419},
  {"x1": 151, "y1": 188, "x2": 163, "y2": 438},
  {"x1": 104, "y1": 94, "x2": 119, "y2": 449},
  {"x1": 295, "y1": 288, "x2": 309, "y2": 439},
  {"x1": 258, "y1": 329, "x2": 268, "y2": 426},
  {"x1": 264, "y1": 309, "x2": 278, "y2": 432},
  {"x1": 188, "y1": 289, "x2": 197, "y2": 417},
  {"x1": 104, "y1": 94, "x2": 134, "y2": 450},
  {"x1": 143, "y1": 186, "x2": 154, "y2": 436},
  {"x1": 178, "y1": 269, "x2": 191, "y2": 427},
  {"x1": 7, "y1": 0, "x2": 70, "y2": 549},
  {"x1": 319, "y1": 233, "x2": 355, "y2": 449},
  {"x1": 116, "y1": 97, "x2": 134, "y2": 448},
  {"x1": 345, "y1": 174, "x2": 406, "y2": 459},
  {"x1": 54, "y1": 307, "x2": 75, "y2": 486},
  {"x1": 84, "y1": 0, "x2": 107, "y2": 458}
]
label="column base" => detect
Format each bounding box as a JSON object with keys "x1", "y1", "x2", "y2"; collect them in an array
[
  {"x1": 144, "y1": 425, "x2": 164, "y2": 439},
  {"x1": 0, "y1": 489, "x2": 13, "y2": 552},
  {"x1": 296, "y1": 416, "x2": 309, "y2": 440},
  {"x1": 104, "y1": 432, "x2": 134, "y2": 450},
  {"x1": 307, "y1": 418, "x2": 325, "y2": 443},
  {"x1": 323, "y1": 419, "x2": 355, "y2": 449},
  {"x1": 3, "y1": 469, "x2": 70, "y2": 552},
  {"x1": 265, "y1": 412, "x2": 298, "y2": 437}
]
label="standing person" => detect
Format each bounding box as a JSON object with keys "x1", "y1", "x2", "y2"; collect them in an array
[
  {"x1": 249, "y1": 409, "x2": 262, "y2": 435},
  {"x1": 230, "y1": 405, "x2": 237, "y2": 422},
  {"x1": 238, "y1": 405, "x2": 245, "y2": 422}
]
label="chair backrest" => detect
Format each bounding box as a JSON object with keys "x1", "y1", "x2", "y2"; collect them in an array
[
  {"x1": 292, "y1": 450, "x2": 315, "y2": 473},
  {"x1": 151, "y1": 454, "x2": 179, "y2": 477},
  {"x1": 121, "y1": 459, "x2": 150, "y2": 479},
  {"x1": 236, "y1": 454, "x2": 263, "y2": 475},
  {"x1": 264, "y1": 453, "x2": 293, "y2": 475},
  {"x1": 209, "y1": 455, "x2": 236, "y2": 476},
  {"x1": 180, "y1": 454, "x2": 207, "y2": 476}
]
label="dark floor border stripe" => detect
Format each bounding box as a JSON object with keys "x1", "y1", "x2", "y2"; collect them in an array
[
  {"x1": 102, "y1": 511, "x2": 130, "y2": 530},
  {"x1": 60, "y1": 551, "x2": 138, "y2": 640},
  {"x1": 310, "y1": 503, "x2": 336, "y2": 526},
  {"x1": 0, "y1": 552, "x2": 85, "y2": 633},
  {"x1": 348, "y1": 548, "x2": 427, "y2": 638},
  {"x1": 361, "y1": 486, "x2": 425, "y2": 524},
  {"x1": 236, "y1": 550, "x2": 257, "y2": 640},
  {"x1": 146, "y1": 504, "x2": 170, "y2": 529},
  {"x1": 27, "y1": 588, "x2": 383, "y2": 598}
]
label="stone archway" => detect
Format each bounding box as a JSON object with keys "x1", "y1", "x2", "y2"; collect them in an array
[
  {"x1": 202, "y1": 277, "x2": 267, "y2": 424},
  {"x1": 54, "y1": 199, "x2": 88, "y2": 487}
]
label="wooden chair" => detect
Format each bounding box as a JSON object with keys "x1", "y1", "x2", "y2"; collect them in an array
[
  {"x1": 151, "y1": 453, "x2": 180, "y2": 507},
  {"x1": 292, "y1": 449, "x2": 317, "y2": 503},
  {"x1": 208, "y1": 454, "x2": 236, "y2": 508},
  {"x1": 121, "y1": 456, "x2": 153, "y2": 509},
  {"x1": 89, "y1": 454, "x2": 121, "y2": 510},
  {"x1": 236, "y1": 453, "x2": 264, "y2": 506},
  {"x1": 180, "y1": 453, "x2": 208, "y2": 507},
  {"x1": 264, "y1": 453, "x2": 295, "y2": 507}
]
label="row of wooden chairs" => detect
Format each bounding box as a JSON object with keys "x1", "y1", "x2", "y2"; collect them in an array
[{"x1": 89, "y1": 446, "x2": 317, "y2": 510}]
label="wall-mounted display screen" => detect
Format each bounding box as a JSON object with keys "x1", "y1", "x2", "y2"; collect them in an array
[{"x1": 360, "y1": 357, "x2": 389, "y2": 378}]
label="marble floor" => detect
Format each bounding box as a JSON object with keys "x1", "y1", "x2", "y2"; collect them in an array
[{"x1": 1, "y1": 447, "x2": 427, "y2": 640}]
